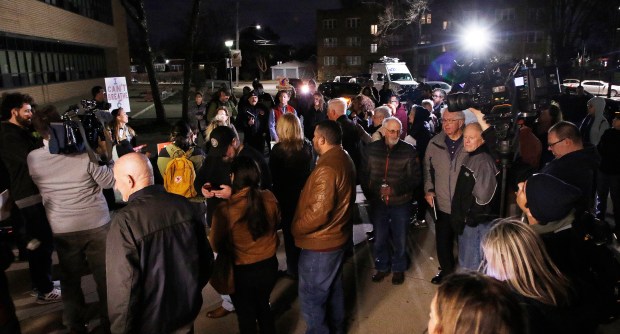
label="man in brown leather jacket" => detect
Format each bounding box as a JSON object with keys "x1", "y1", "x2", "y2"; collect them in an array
[{"x1": 293, "y1": 119, "x2": 356, "y2": 334}]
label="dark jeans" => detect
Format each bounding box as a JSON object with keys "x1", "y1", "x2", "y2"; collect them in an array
[
  {"x1": 371, "y1": 202, "x2": 410, "y2": 273},
  {"x1": 281, "y1": 218, "x2": 300, "y2": 276},
  {"x1": 298, "y1": 248, "x2": 345, "y2": 334},
  {"x1": 19, "y1": 203, "x2": 54, "y2": 294},
  {"x1": 435, "y1": 210, "x2": 456, "y2": 273},
  {"x1": 231, "y1": 256, "x2": 278, "y2": 334},
  {"x1": 54, "y1": 224, "x2": 110, "y2": 332},
  {"x1": 596, "y1": 172, "x2": 620, "y2": 233}
]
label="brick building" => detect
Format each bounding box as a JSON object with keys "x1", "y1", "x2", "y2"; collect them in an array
[
  {"x1": 316, "y1": 4, "x2": 415, "y2": 82},
  {"x1": 316, "y1": 1, "x2": 552, "y2": 83},
  {"x1": 0, "y1": 0, "x2": 130, "y2": 104}
]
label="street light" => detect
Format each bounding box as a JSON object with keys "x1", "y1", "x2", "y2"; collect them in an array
[
  {"x1": 459, "y1": 23, "x2": 493, "y2": 55},
  {"x1": 225, "y1": 40, "x2": 234, "y2": 90}
]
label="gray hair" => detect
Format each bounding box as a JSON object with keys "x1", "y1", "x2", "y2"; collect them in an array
[
  {"x1": 382, "y1": 116, "x2": 402, "y2": 130},
  {"x1": 374, "y1": 106, "x2": 391, "y2": 119},
  {"x1": 328, "y1": 98, "x2": 347, "y2": 116}
]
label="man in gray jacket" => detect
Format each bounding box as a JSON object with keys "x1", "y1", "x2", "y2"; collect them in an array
[
  {"x1": 424, "y1": 110, "x2": 467, "y2": 284},
  {"x1": 28, "y1": 106, "x2": 114, "y2": 332}
]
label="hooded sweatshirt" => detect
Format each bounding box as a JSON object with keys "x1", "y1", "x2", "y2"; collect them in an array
[{"x1": 580, "y1": 97, "x2": 609, "y2": 145}]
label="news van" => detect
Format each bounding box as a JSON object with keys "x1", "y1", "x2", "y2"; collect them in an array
[{"x1": 370, "y1": 56, "x2": 419, "y2": 92}]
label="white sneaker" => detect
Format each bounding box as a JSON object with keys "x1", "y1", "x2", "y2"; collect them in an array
[
  {"x1": 36, "y1": 287, "x2": 62, "y2": 304},
  {"x1": 29, "y1": 280, "x2": 61, "y2": 297}
]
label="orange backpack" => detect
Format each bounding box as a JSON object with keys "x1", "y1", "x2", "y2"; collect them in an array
[{"x1": 163, "y1": 146, "x2": 197, "y2": 198}]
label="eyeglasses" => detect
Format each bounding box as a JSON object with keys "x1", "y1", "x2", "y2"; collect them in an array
[
  {"x1": 385, "y1": 129, "x2": 401, "y2": 134},
  {"x1": 441, "y1": 118, "x2": 462, "y2": 124},
  {"x1": 548, "y1": 138, "x2": 566, "y2": 148},
  {"x1": 432, "y1": 95, "x2": 443, "y2": 98}
]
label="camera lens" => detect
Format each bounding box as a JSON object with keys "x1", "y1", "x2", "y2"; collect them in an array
[{"x1": 446, "y1": 93, "x2": 474, "y2": 112}]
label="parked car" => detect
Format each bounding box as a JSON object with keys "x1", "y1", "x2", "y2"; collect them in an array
[
  {"x1": 424, "y1": 81, "x2": 452, "y2": 93},
  {"x1": 561, "y1": 78, "x2": 581, "y2": 89},
  {"x1": 318, "y1": 82, "x2": 362, "y2": 106},
  {"x1": 580, "y1": 80, "x2": 619, "y2": 97},
  {"x1": 333, "y1": 75, "x2": 353, "y2": 83}
]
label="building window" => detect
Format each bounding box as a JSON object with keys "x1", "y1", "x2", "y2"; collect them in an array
[
  {"x1": 526, "y1": 31, "x2": 545, "y2": 43},
  {"x1": 418, "y1": 34, "x2": 431, "y2": 45},
  {"x1": 498, "y1": 31, "x2": 516, "y2": 42},
  {"x1": 346, "y1": 36, "x2": 362, "y2": 47},
  {"x1": 346, "y1": 17, "x2": 360, "y2": 29},
  {"x1": 388, "y1": 34, "x2": 404, "y2": 46},
  {"x1": 527, "y1": 8, "x2": 545, "y2": 22},
  {"x1": 323, "y1": 37, "x2": 338, "y2": 47},
  {"x1": 442, "y1": 21, "x2": 451, "y2": 30},
  {"x1": 0, "y1": 35, "x2": 106, "y2": 89},
  {"x1": 324, "y1": 56, "x2": 337, "y2": 66},
  {"x1": 370, "y1": 43, "x2": 378, "y2": 53},
  {"x1": 418, "y1": 54, "x2": 430, "y2": 66},
  {"x1": 421, "y1": 13, "x2": 431, "y2": 25},
  {"x1": 322, "y1": 19, "x2": 336, "y2": 29},
  {"x1": 38, "y1": 0, "x2": 113, "y2": 25},
  {"x1": 346, "y1": 56, "x2": 362, "y2": 66},
  {"x1": 370, "y1": 24, "x2": 378, "y2": 35},
  {"x1": 495, "y1": 8, "x2": 516, "y2": 21}
]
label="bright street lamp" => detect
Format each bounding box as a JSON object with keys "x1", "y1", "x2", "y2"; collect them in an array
[
  {"x1": 225, "y1": 40, "x2": 234, "y2": 90},
  {"x1": 459, "y1": 23, "x2": 493, "y2": 54}
]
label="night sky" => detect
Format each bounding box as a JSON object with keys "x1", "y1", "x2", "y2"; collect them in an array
[{"x1": 145, "y1": 0, "x2": 342, "y2": 46}]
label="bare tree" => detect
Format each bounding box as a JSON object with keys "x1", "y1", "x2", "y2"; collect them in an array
[
  {"x1": 256, "y1": 55, "x2": 268, "y2": 80},
  {"x1": 120, "y1": 0, "x2": 166, "y2": 123},
  {"x1": 181, "y1": 0, "x2": 204, "y2": 121},
  {"x1": 376, "y1": 0, "x2": 430, "y2": 40}
]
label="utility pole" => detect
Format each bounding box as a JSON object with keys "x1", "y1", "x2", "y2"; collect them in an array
[{"x1": 235, "y1": 0, "x2": 239, "y2": 88}]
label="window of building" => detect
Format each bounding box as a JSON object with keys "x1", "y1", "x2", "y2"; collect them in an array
[
  {"x1": 421, "y1": 13, "x2": 432, "y2": 25},
  {"x1": 527, "y1": 8, "x2": 546, "y2": 22},
  {"x1": 323, "y1": 37, "x2": 338, "y2": 47},
  {"x1": 324, "y1": 56, "x2": 337, "y2": 66},
  {"x1": 526, "y1": 31, "x2": 545, "y2": 43},
  {"x1": 418, "y1": 55, "x2": 430, "y2": 66},
  {"x1": 322, "y1": 19, "x2": 336, "y2": 29},
  {"x1": 498, "y1": 31, "x2": 516, "y2": 42},
  {"x1": 495, "y1": 8, "x2": 516, "y2": 21},
  {"x1": 38, "y1": 0, "x2": 113, "y2": 25},
  {"x1": 418, "y1": 34, "x2": 431, "y2": 45},
  {"x1": 442, "y1": 21, "x2": 451, "y2": 30},
  {"x1": 346, "y1": 36, "x2": 362, "y2": 47},
  {"x1": 0, "y1": 34, "x2": 106, "y2": 89},
  {"x1": 388, "y1": 34, "x2": 405, "y2": 46},
  {"x1": 346, "y1": 17, "x2": 360, "y2": 29},
  {"x1": 370, "y1": 24, "x2": 378, "y2": 35},
  {"x1": 346, "y1": 56, "x2": 362, "y2": 66},
  {"x1": 370, "y1": 43, "x2": 378, "y2": 53}
]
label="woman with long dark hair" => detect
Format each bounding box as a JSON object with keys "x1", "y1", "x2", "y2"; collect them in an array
[
  {"x1": 269, "y1": 113, "x2": 313, "y2": 279},
  {"x1": 156, "y1": 120, "x2": 205, "y2": 178},
  {"x1": 210, "y1": 156, "x2": 280, "y2": 334}
]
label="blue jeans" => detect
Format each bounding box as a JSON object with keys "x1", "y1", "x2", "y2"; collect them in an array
[
  {"x1": 298, "y1": 248, "x2": 345, "y2": 334},
  {"x1": 371, "y1": 202, "x2": 410, "y2": 273},
  {"x1": 458, "y1": 222, "x2": 493, "y2": 271}
]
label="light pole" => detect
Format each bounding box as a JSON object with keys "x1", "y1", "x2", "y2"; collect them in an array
[
  {"x1": 225, "y1": 40, "x2": 234, "y2": 90},
  {"x1": 234, "y1": 0, "x2": 261, "y2": 87}
]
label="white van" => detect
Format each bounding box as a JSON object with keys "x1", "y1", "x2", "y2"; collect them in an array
[{"x1": 371, "y1": 57, "x2": 418, "y2": 92}]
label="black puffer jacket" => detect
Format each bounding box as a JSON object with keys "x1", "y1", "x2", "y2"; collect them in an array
[
  {"x1": 106, "y1": 185, "x2": 213, "y2": 334},
  {"x1": 361, "y1": 139, "x2": 421, "y2": 206}
]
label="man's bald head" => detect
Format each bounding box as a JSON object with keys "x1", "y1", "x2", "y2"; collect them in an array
[
  {"x1": 114, "y1": 153, "x2": 154, "y2": 201},
  {"x1": 327, "y1": 98, "x2": 347, "y2": 120}
]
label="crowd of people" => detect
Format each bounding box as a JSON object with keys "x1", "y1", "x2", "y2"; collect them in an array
[{"x1": 0, "y1": 77, "x2": 619, "y2": 334}]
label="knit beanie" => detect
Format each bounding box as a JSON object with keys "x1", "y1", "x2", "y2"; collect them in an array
[{"x1": 525, "y1": 173, "x2": 581, "y2": 224}]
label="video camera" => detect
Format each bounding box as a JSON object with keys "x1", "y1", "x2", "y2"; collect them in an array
[
  {"x1": 446, "y1": 58, "x2": 561, "y2": 140},
  {"x1": 49, "y1": 100, "x2": 107, "y2": 157}
]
